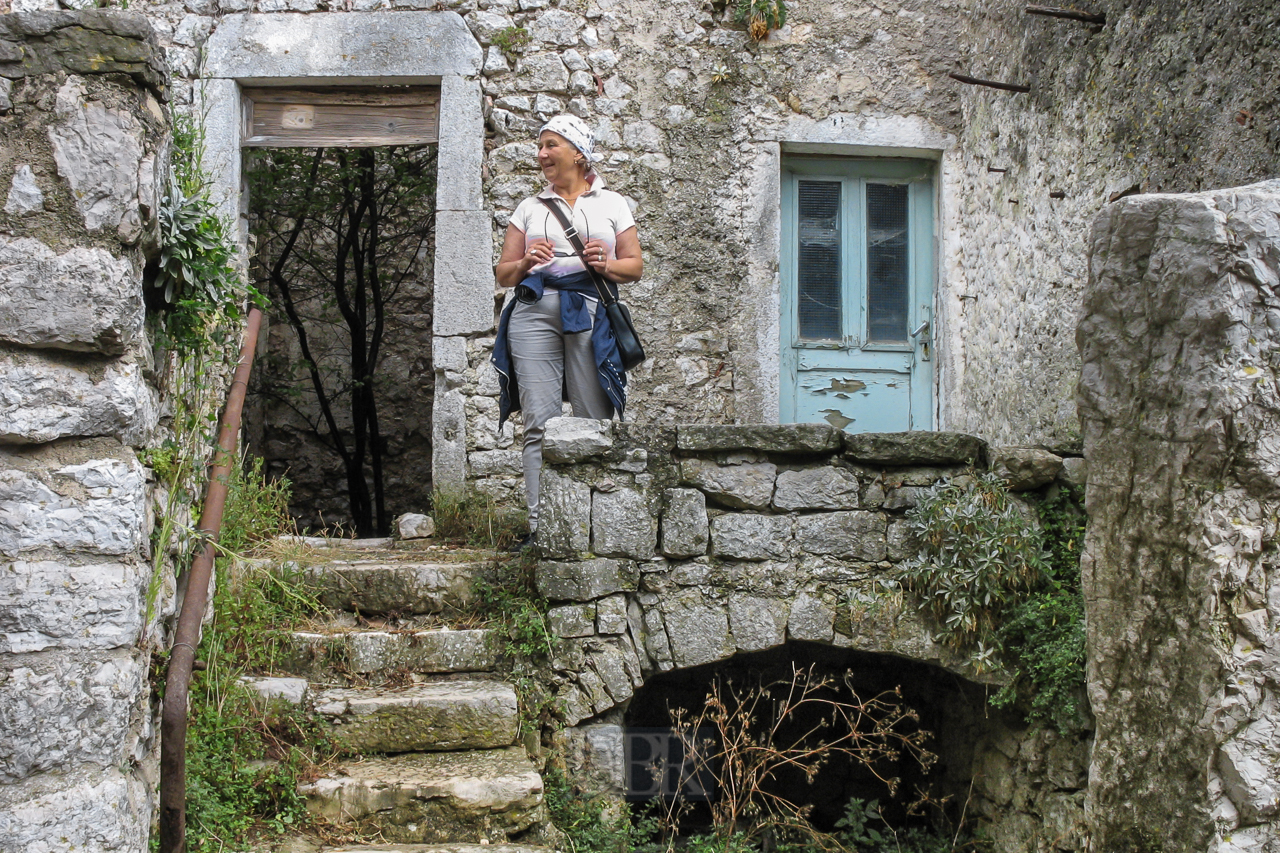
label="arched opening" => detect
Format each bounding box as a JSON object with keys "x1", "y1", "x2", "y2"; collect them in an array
[{"x1": 623, "y1": 641, "x2": 1008, "y2": 840}]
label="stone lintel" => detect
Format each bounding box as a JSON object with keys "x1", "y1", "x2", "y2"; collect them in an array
[
  {"x1": 841, "y1": 431, "x2": 988, "y2": 467},
  {"x1": 677, "y1": 423, "x2": 842, "y2": 454}
]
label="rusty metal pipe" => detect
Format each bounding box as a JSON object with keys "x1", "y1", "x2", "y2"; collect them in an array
[{"x1": 159, "y1": 305, "x2": 264, "y2": 853}]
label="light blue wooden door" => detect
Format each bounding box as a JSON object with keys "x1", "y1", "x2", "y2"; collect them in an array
[{"x1": 780, "y1": 158, "x2": 934, "y2": 433}]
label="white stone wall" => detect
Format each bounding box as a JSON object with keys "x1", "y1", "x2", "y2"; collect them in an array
[{"x1": 0, "y1": 13, "x2": 168, "y2": 850}]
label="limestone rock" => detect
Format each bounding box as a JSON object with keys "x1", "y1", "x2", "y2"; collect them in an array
[
  {"x1": 4, "y1": 164, "x2": 44, "y2": 215},
  {"x1": 538, "y1": 468, "x2": 591, "y2": 557},
  {"x1": 0, "y1": 11, "x2": 168, "y2": 98},
  {"x1": 0, "y1": 560, "x2": 146, "y2": 654},
  {"x1": 396, "y1": 512, "x2": 436, "y2": 539},
  {"x1": 464, "y1": 9, "x2": 513, "y2": 42},
  {"x1": 991, "y1": 447, "x2": 1063, "y2": 491},
  {"x1": 543, "y1": 416, "x2": 613, "y2": 462},
  {"x1": 556, "y1": 724, "x2": 625, "y2": 797},
  {"x1": 595, "y1": 594, "x2": 628, "y2": 634},
  {"x1": 537, "y1": 557, "x2": 637, "y2": 601},
  {"x1": 660, "y1": 592, "x2": 733, "y2": 668},
  {"x1": 1060, "y1": 456, "x2": 1087, "y2": 487},
  {"x1": 842, "y1": 431, "x2": 988, "y2": 466},
  {"x1": 239, "y1": 676, "x2": 308, "y2": 705},
  {"x1": 0, "y1": 648, "x2": 146, "y2": 781},
  {"x1": 592, "y1": 487, "x2": 655, "y2": 558},
  {"x1": 788, "y1": 592, "x2": 835, "y2": 642},
  {"x1": 0, "y1": 237, "x2": 141, "y2": 355},
  {"x1": 660, "y1": 487, "x2": 708, "y2": 557},
  {"x1": 680, "y1": 457, "x2": 776, "y2": 510},
  {"x1": 728, "y1": 594, "x2": 787, "y2": 652},
  {"x1": 709, "y1": 513, "x2": 791, "y2": 561},
  {"x1": 516, "y1": 52, "x2": 569, "y2": 93},
  {"x1": 549, "y1": 603, "x2": 596, "y2": 637},
  {"x1": 677, "y1": 423, "x2": 841, "y2": 454},
  {"x1": 0, "y1": 357, "x2": 156, "y2": 445},
  {"x1": 48, "y1": 77, "x2": 144, "y2": 234},
  {"x1": 588, "y1": 641, "x2": 637, "y2": 705},
  {"x1": 0, "y1": 454, "x2": 146, "y2": 558},
  {"x1": 283, "y1": 628, "x2": 498, "y2": 677},
  {"x1": 313, "y1": 681, "x2": 518, "y2": 753},
  {"x1": 307, "y1": 561, "x2": 476, "y2": 614},
  {"x1": 528, "y1": 8, "x2": 585, "y2": 46},
  {"x1": 0, "y1": 764, "x2": 150, "y2": 853},
  {"x1": 773, "y1": 466, "x2": 860, "y2": 510},
  {"x1": 301, "y1": 747, "x2": 544, "y2": 843},
  {"x1": 795, "y1": 511, "x2": 887, "y2": 561}
]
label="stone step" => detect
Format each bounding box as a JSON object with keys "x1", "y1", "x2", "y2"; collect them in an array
[
  {"x1": 305, "y1": 560, "x2": 483, "y2": 615},
  {"x1": 313, "y1": 681, "x2": 519, "y2": 753},
  {"x1": 280, "y1": 627, "x2": 500, "y2": 679},
  {"x1": 301, "y1": 747, "x2": 545, "y2": 844},
  {"x1": 324, "y1": 845, "x2": 551, "y2": 853}
]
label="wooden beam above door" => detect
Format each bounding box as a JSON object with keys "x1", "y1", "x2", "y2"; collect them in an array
[{"x1": 241, "y1": 86, "x2": 440, "y2": 148}]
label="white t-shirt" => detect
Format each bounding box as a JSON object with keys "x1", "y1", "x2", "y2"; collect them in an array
[{"x1": 509, "y1": 176, "x2": 636, "y2": 280}]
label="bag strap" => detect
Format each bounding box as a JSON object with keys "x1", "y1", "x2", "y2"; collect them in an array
[{"x1": 537, "y1": 196, "x2": 618, "y2": 306}]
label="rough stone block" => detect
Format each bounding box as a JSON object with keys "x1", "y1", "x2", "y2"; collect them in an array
[
  {"x1": 588, "y1": 641, "x2": 635, "y2": 705},
  {"x1": 435, "y1": 209, "x2": 498, "y2": 335},
  {"x1": 515, "y1": 51, "x2": 569, "y2": 92},
  {"x1": 709, "y1": 513, "x2": 791, "y2": 561},
  {"x1": 660, "y1": 487, "x2": 708, "y2": 557},
  {"x1": 0, "y1": 764, "x2": 150, "y2": 853},
  {"x1": 795, "y1": 511, "x2": 888, "y2": 562},
  {"x1": 990, "y1": 446, "x2": 1064, "y2": 491},
  {"x1": 300, "y1": 747, "x2": 543, "y2": 843},
  {"x1": 773, "y1": 466, "x2": 861, "y2": 510},
  {"x1": 313, "y1": 681, "x2": 518, "y2": 753},
  {"x1": 436, "y1": 73, "x2": 485, "y2": 211},
  {"x1": 4, "y1": 164, "x2": 44, "y2": 215},
  {"x1": 0, "y1": 11, "x2": 168, "y2": 97},
  {"x1": 728, "y1": 594, "x2": 787, "y2": 652},
  {"x1": 842, "y1": 431, "x2": 988, "y2": 466},
  {"x1": 433, "y1": 383, "x2": 469, "y2": 489},
  {"x1": 239, "y1": 676, "x2": 308, "y2": 705},
  {"x1": 0, "y1": 237, "x2": 141, "y2": 355},
  {"x1": 396, "y1": 512, "x2": 435, "y2": 539},
  {"x1": 48, "y1": 76, "x2": 144, "y2": 235},
  {"x1": 0, "y1": 356, "x2": 156, "y2": 445},
  {"x1": 0, "y1": 648, "x2": 146, "y2": 781},
  {"x1": 592, "y1": 487, "x2": 656, "y2": 558},
  {"x1": 788, "y1": 592, "x2": 835, "y2": 642},
  {"x1": 469, "y1": 448, "x2": 522, "y2": 477},
  {"x1": 680, "y1": 457, "x2": 776, "y2": 510},
  {"x1": 660, "y1": 593, "x2": 733, "y2": 668},
  {"x1": 549, "y1": 603, "x2": 596, "y2": 637},
  {"x1": 0, "y1": 453, "x2": 146, "y2": 558},
  {"x1": 544, "y1": 416, "x2": 614, "y2": 463},
  {"x1": 596, "y1": 594, "x2": 628, "y2": 635},
  {"x1": 677, "y1": 423, "x2": 841, "y2": 454},
  {"x1": 0, "y1": 560, "x2": 146, "y2": 653},
  {"x1": 538, "y1": 469, "x2": 591, "y2": 558},
  {"x1": 537, "y1": 557, "x2": 637, "y2": 601},
  {"x1": 1060, "y1": 456, "x2": 1087, "y2": 487},
  {"x1": 307, "y1": 560, "x2": 477, "y2": 615},
  {"x1": 886, "y1": 518, "x2": 917, "y2": 562},
  {"x1": 556, "y1": 723, "x2": 625, "y2": 797}
]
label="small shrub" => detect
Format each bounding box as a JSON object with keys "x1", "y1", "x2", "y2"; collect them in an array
[
  {"x1": 735, "y1": 0, "x2": 786, "y2": 41},
  {"x1": 492, "y1": 25, "x2": 531, "y2": 59},
  {"x1": 432, "y1": 488, "x2": 527, "y2": 549}
]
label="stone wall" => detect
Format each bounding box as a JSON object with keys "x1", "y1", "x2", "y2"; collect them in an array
[
  {"x1": 0, "y1": 12, "x2": 168, "y2": 851},
  {"x1": 1078, "y1": 181, "x2": 1280, "y2": 853},
  {"x1": 535, "y1": 418, "x2": 1090, "y2": 851}
]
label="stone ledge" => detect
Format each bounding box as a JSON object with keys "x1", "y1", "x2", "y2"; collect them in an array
[
  {"x1": 841, "y1": 431, "x2": 988, "y2": 466},
  {"x1": 0, "y1": 11, "x2": 167, "y2": 100},
  {"x1": 676, "y1": 423, "x2": 842, "y2": 454}
]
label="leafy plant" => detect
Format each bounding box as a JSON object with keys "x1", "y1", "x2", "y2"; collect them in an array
[
  {"x1": 899, "y1": 473, "x2": 1049, "y2": 650},
  {"x1": 544, "y1": 764, "x2": 659, "y2": 853},
  {"x1": 492, "y1": 25, "x2": 532, "y2": 60},
  {"x1": 735, "y1": 0, "x2": 786, "y2": 41}
]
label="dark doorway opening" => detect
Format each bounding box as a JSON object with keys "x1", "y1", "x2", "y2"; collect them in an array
[
  {"x1": 244, "y1": 143, "x2": 438, "y2": 536},
  {"x1": 624, "y1": 641, "x2": 1001, "y2": 838}
]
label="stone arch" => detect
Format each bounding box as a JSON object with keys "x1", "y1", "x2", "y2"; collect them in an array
[{"x1": 200, "y1": 12, "x2": 490, "y2": 492}]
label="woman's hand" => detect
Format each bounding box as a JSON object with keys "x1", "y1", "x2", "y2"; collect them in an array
[
  {"x1": 587, "y1": 228, "x2": 643, "y2": 283},
  {"x1": 524, "y1": 238, "x2": 555, "y2": 270},
  {"x1": 583, "y1": 238, "x2": 610, "y2": 276},
  {"x1": 496, "y1": 225, "x2": 553, "y2": 288}
]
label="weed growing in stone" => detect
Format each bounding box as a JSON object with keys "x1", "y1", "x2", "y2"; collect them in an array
[
  {"x1": 735, "y1": 0, "x2": 786, "y2": 41},
  {"x1": 432, "y1": 487, "x2": 528, "y2": 550},
  {"x1": 492, "y1": 25, "x2": 532, "y2": 60},
  {"x1": 182, "y1": 458, "x2": 339, "y2": 851},
  {"x1": 901, "y1": 474, "x2": 1087, "y2": 732}
]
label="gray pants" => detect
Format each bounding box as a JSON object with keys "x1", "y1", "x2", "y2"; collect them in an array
[{"x1": 508, "y1": 290, "x2": 612, "y2": 529}]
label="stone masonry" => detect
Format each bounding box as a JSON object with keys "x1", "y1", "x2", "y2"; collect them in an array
[
  {"x1": 1079, "y1": 181, "x2": 1280, "y2": 853},
  {"x1": 536, "y1": 418, "x2": 1090, "y2": 852},
  {"x1": 0, "y1": 12, "x2": 168, "y2": 852}
]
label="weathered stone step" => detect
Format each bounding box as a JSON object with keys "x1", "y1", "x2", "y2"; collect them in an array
[
  {"x1": 313, "y1": 681, "x2": 518, "y2": 753},
  {"x1": 282, "y1": 627, "x2": 500, "y2": 679},
  {"x1": 301, "y1": 747, "x2": 545, "y2": 844},
  {"x1": 324, "y1": 845, "x2": 551, "y2": 853},
  {"x1": 305, "y1": 560, "x2": 482, "y2": 614}
]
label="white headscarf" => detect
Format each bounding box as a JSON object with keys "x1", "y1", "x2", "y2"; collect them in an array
[{"x1": 539, "y1": 114, "x2": 603, "y2": 164}]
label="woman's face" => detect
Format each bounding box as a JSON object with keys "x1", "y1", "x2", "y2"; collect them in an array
[{"x1": 537, "y1": 131, "x2": 583, "y2": 183}]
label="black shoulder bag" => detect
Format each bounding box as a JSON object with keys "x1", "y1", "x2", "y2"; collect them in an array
[{"x1": 537, "y1": 197, "x2": 647, "y2": 370}]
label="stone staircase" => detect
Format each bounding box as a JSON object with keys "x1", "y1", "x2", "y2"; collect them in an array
[{"x1": 241, "y1": 538, "x2": 551, "y2": 853}]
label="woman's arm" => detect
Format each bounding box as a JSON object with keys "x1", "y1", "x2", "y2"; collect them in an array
[
  {"x1": 495, "y1": 223, "x2": 554, "y2": 288},
  {"x1": 584, "y1": 225, "x2": 643, "y2": 284}
]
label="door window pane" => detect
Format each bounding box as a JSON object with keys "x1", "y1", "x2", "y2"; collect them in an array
[
  {"x1": 865, "y1": 183, "x2": 909, "y2": 342},
  {"x1": 797, "y1": 180, "x2": 842, "y2": 341}
]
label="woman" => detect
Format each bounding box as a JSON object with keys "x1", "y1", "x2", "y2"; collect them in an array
[{"x1": 492, "y1": 115, "x2": 643, "y2": 548}]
